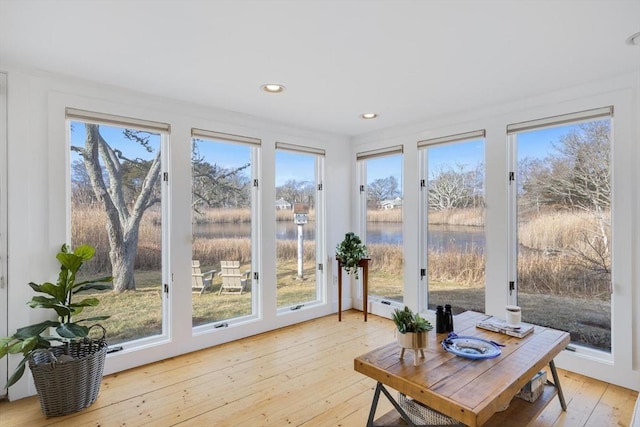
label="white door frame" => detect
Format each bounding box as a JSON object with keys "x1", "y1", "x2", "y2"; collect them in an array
[{"x1": 0, "y1": 72, "x2": 8, "y2": 398}]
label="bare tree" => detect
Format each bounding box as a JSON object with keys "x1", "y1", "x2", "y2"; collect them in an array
[
  {"x1": 71, "y1": 159, "x2": 98, "y2": 205},
  {"x1": 519, "y1": 121, "x2": 611, "y2": 277},
  {"x1": 367, "y1": 176, "x2": 400, "y2": 207},
  {"x1": 191, "y1": 141, "x2": 250, "y2": 211},
  {"x1": 543, "y1": 121, "x2": 610, "y2": 212},
  {"x1": 276, "y1": 179, "x2": 314, "y2": 206},
  {"x1": 71, "y1": 124, "x2": 161, "y2": 292},
  {"x1": 428, "y1": 164, "x2": 476, "y2": 210},
  {"x1": 550, "y1": 121, "x2": 611, "y2": 277}
]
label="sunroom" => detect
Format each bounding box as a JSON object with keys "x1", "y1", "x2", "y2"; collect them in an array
[{"x1": 0, "y1": 1, "x2": 638, "y2": 425}]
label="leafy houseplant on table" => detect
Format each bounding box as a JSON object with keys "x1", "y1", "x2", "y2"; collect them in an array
[
  {"x1": 392, "y1": 306, "x2": 433, "y2": 366},
  {"x1": 335, "y1": 232, "x2": 368, "y2": 279},
  {"x1": 0, "y1": 244, "x2": 112, "y2": 415}
]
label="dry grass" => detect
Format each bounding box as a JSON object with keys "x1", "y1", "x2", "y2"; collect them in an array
[
  {"x1": 427, "y1": 207, "x2": 484, "y2": 226},
  {"x1": 72, "y1": 205, "x2": 611, "y2": 350},
  {"x1": 193, "y1": 237, "x2": 253, "y2": 266},
  {"x1": 366, "y1": 208, "x2": 403, "y2": 223},
  {"x1": 366, "y1": 207, "x2": 485, "y2": 226},
  {"x1": 519, "y1": 210, "x2": 610, "y2": 251},
  {"x1": 76, "y1": 260, "x2": 319, "y2": 344},
  {"x1": 193, "y1": 207, "x2": 252, "y2": 224}
]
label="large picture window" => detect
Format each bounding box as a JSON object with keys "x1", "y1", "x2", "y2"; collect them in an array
[
  {"x1": 419, "y1": 131, "x2": 485, "y2": 314},
  {"x1": 275, "y1": 143, "x2": 325, "y2": 311},
  {"x1": 191, "y1": 130, "x2": 260, "y2": 327},
  {"x1": 509, "y1": 107, "x2": 613, "y2": 352},
  {"x1": 357, "y1": 147, "x2": 404, "y2": 304},
  {"x1": 68, "y1": 109, "x2": 169, "y2": 346}
]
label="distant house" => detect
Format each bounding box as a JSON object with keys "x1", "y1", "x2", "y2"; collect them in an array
[
  {"x1": 275, "y1": 198, "x2": 292, "y2": 210},
  {"x1": 379, "y1": 197, "x2": 403, "y2": 210}
]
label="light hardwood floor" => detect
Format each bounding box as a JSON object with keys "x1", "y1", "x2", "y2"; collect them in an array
[{"x1": 1, "y1": 310, "x2": 637, "y2": 427}]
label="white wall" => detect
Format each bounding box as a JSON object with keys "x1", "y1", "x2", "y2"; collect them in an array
[
  {"x1": 3, "y1": 65, "x2": 352, "y2": 400},
  {"x1": 351, "y1": 72, "x2": 640, "y2": 391},
  {"x1": 3, "y1": 64, "x2": 638, "y2": 401}
]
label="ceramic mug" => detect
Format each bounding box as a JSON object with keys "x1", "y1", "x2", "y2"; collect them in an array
[{"x1": 505, "y1": 305, "x2": 522, "y2": 328}]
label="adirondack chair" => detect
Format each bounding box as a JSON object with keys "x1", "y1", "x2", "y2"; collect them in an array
[
  {"x1": 192, "y1": 260, "x2": 216, "y2": 295},
  {"x1": 218, "y1": 260, "x2": 250, "y2": 295}
]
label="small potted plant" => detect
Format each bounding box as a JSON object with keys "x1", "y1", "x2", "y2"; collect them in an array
[
  {"x1": 0, "y1": 243, "x2": 112, "y2": 415},
  {"x1": 392, "y1": 306, "x2": 433, "y2": 366},
  {"x1": 335, "y1": 232, "x2": 368, "y2": 279}
]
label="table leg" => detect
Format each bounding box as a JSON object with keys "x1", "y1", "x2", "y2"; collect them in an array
[
  {"x1": 548, "y1": 360, "x2": 567, "y2": 411},
  {"x1": 366, "y1": 382, "x2": 419, "y2": 427}
]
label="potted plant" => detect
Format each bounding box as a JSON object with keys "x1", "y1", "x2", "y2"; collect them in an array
[
  {"x1": 392, "y1": 306, "x2": 433, "y2": 366},
  {"x1": 335, "y1": 232, "x2": 368, "y2": 279},
  {"x1": 0, "y1": 243, "x2": 112, "y2": 415}
]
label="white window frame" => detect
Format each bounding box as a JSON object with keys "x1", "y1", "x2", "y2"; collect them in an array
[
  {"x1": 275, "y1": 142, "x2": 326, "y2": 315},
  {"x1": 417, "y1": 130, "x2": 486, "y2": 314},
  {"x1": 356, "y1": 146, "x2": 405, "y2": 314},
  {"x1": 507, "y1": 107, "x2": 614, "y2": 363},
  {"x1": 190, "y1": 129, "x2": 262, "y2": 331},
  {"x1": 65, "y1": 108, "x2": 172, "y2": 350}
]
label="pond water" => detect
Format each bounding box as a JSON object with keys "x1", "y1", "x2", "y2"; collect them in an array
[{"x1": 194, "y1": 222, "x2": 485, "y2": 252}]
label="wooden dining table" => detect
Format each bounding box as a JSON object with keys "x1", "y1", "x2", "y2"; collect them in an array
[{"x1": 354, "y1": 311, "x2": 570, "y2": 427}]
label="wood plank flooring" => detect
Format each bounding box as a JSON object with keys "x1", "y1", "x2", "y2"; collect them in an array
[{"x1": 0, "y1": 310, "x2": 637, "y2": 426}]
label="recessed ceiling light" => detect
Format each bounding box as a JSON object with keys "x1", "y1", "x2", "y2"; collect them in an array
[
  {"x1": 626, "y1": 32, "x2": 640, "y2": 46},
  {"x1": 261, "y1": 83, "x2": 286, "y2": 93},
  {"x1": 361, "y1": 113, "x2": 378, "y2": 119}
]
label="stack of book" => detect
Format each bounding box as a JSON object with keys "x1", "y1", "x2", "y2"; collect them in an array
[{"x1": 476, "y1": 316, "x2": 534, "y2": 338}]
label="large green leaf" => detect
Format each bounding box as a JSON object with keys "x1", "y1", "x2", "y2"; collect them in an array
[
  {"x1": 14, "y1": 320, "x2": 59, "y2": 339},
  {"x1": 73, "y1": 283, "x2": 112, "y2": 294},
  {"x1": 28, "y1": 295, "x2": 59, "y2": 305},
  {"x1": 28, "y1": 281, "x2": 65, "y2": 302},
  {"x1": 39, "y1": 282, "x2": 66, "y2": 301},
  {"x1": 56, "y1": 252, "x2": 84, "y2": 275},
  {"x1": 5, "y1": 358, "x2": 27, "y2": 388},
  {"x1": 0, "y1": 340, "x2": 11, "y2": 358},
  {"x1": 7, "y1": 340, "x2": 22, "y2": 354},
  {"x1": 27, "y1": 298, "x2": 71, "y2": 318},
  {"x1": 73, "y1": 244, "x2": 95, "y2": 261},
  {"x1": 20, "y1": 336, "x2": 38, "y2": 355},
  {"x1": 75, "y1": 276, "x2": 113, "y2": 287},
  {"x1": 56, "y1": 323, "x2": 88, "y2": 338},
  {"x1": 76, "y1": 315, "x2": 110, "y2": 323},
  {"x1": 70, "y1": 297, "x2": 100, "y2": 308}
]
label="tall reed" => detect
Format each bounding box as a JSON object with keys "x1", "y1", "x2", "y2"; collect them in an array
[
  {"x1": 74, "y1": 204, "x2": 610, "y2": 297},
  {"x1": 518, "y1": 210, "x2": 610, "y2": 250},
  {"x1": 427, "y1": 208, "x2": 484, "y2": 227}
]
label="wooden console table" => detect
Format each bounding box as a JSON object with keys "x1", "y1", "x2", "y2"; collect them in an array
[
  {"x1": 337, "y1": 257, "x2": 370, "y2": 321},
  {"x1": 354, "y1": 311, "x2": 570, "y2": 426}
]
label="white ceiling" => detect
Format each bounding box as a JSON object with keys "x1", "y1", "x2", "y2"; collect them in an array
[{"x1": 1, "y1": 0, "x2": 639, "y2": 137}]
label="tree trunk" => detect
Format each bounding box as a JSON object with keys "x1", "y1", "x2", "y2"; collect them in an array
[
  {"x1": 110, "y1": 235, "x2": 138, "y2": 292},
  {"x1": 80, "y1": 124, "x2": 162, "y2": 292}
]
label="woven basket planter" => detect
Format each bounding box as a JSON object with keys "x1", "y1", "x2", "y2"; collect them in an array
[{"x1": 28, "y1": 326, "x2": 108, "y2": 417}]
